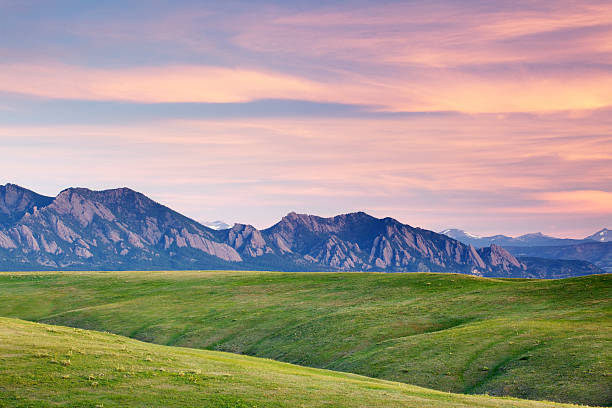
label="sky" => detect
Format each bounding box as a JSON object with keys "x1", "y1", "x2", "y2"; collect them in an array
[{"x1": 0, "y1": 0, "x2": 610, "y2": 237}]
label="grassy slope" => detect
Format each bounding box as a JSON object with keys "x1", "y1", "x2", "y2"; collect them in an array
[
  {"x1": 0, "y1": 271, "x2": 610, "y2": 406},
  {"x1": 0, "y1": 317, "x2": 591, "y2": 408}
]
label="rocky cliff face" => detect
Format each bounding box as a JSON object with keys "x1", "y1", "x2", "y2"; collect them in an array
[
  {"x1": 0, "y1": 184, "x2": 601, "y2": 278},
  {"x1": 0, "y1": 184, "x2": 53, "y2": 229},
  {"x1": 216, "y1": 211, "x2": 525, "y2": 275},
  {"x1": 0, "y1": 185, "x2": 240, "y2": 269},
  {"x1": 476, "y1": 244, "x2": 526, "y2": 277},
  {"x1": 222, "y1": 224, "x2": 271, "y2": 257}
]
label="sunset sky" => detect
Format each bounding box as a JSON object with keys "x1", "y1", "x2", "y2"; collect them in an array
[{"x1": 1, "y1": 0, "x2": 610, "y2": 237}]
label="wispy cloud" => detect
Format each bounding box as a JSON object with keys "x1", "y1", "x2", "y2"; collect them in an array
[
  {"x1": 1, "y1": 62, "x2": 610, "y2": 113},
  {"x1": 1, "y1": 1, "x2": 611, "y2": 113},
  {"x1": 530, "y1": 190, "x2": 612, "y2": 214},
  {"x1": 236, "y1": 1, "x2": 612, "y2": 67},
  {"x1": 1, "y1": 108, "x2": 609, "y2": 235},
  {"x1": 0, "y1": 63, "x2": 324, "y2": 103}
]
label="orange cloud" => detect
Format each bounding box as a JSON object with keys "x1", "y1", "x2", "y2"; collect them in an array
[
  {"x1": 4, "y1": 1, "x2": 610, "y2": 114},
  {"x1": 1, "y1": 62, "x2": 611, "y2": 113},
  {"x1": 0, "y1": 63, "x2": 323, "y2": 103},
  {"x1": 534, "y1": 190, "x2": 612, "y2": 213},
  {"x1": 230, "y1": 1, "x2": 612, "y2": 112}
]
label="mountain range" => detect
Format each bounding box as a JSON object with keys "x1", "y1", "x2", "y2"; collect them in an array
[
  {"x1": 440, "y1": 227, "x2": 611, "y2": 273},
  {"x1": 438, "y1": 228, "x2": 605, "y2": 247},
  {"x1": 0, "y1": 183, "x2": 606, "y2": 278},
  {"x1": 505, "y1": 242, "x2": 612, "y2": 273}
]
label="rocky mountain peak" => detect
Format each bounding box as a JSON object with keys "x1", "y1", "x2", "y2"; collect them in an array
[
  {"x1": 477, "y1": 244, "x2": 524, "y2": 272},
  {"x1": 276, "y1": 211, "x2": 381, "y2": 235},
  {"x1": 279, "y1": 212, "x2": 322, "y2": 227},
  {"x1": 0, "y1": 185, "x2": 243, "y2": 267},
  {"x1": 224, "y1": 223, "x2": 270, "y2": 257},
  {"x1": 0, "y1": 183, "x2": 54, "y2": 229},
  {"x1": 276, "y1": 212, "x2": 329, "y2": 233},
  {"x1": 60, "y1": 187, "x2": 146, "y2": 206}
]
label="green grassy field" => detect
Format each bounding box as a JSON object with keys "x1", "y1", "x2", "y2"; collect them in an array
[
  {"x1": 0, "y1": 317, "x2": 592, "y2": 408},
  {"x1": 0, "y1": 271, "x2": 610, "y2": 406}
]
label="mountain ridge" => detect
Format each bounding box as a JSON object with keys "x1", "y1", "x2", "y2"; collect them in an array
[
  {"x1": 0, "y1": 184, "x2": 241, "y2": 269},
  {"x1": 507, "y1": 242, "x2": 612, "y2": 273},
  {"x1": 0, "y1": 183, "x2": 605, "y2": 277}
]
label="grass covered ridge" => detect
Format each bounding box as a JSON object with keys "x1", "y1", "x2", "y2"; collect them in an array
[
  {"x1": 0, "y1": 271, "x2": 610, "y2": 406},
  {"x1": 0, "y1": 317, "x2": 593, "y2": 408}
]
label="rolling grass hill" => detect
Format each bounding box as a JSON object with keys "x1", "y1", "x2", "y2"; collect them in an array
[
  {"x1": 0, "y1": 317, "x2": 591, "y2": 408},
  {"x1": 0, "y1": 271, "x2": 610, "y2": 406}
]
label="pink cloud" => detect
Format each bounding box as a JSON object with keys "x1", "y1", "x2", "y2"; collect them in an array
[
  {"x1": 0, "y1": 63, "x2": 325, "y2": 103},
  {"x1": 2, "y1": 1, "x2": 611, "y2": 114},
  {"x1": 234, "y1": 1, "x2": 612, "y2": 65},
  {"x1": 0, "y1": 61, "x2": 610, "y2": 113},
  {"x1": 0, "y1": 107, "x2": 609, "y2": 235},
  {"x1": 533, "y1": 190, "x2": 612, "y2": 214}
]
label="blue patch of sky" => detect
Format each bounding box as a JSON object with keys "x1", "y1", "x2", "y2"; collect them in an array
[{"x1": 0, "y1": 93, "x2": 457, "y2": 125}]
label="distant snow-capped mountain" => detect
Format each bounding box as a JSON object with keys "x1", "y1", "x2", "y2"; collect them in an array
[
  {"x1": 439, "y1": 229, "x2": 589, "y2": 248},
  {"x1": 202, "y1": 220, "x2": 231, "y2": 230},
  {"x1": 440, "y1": 227, "x2": 611, "y2": 272},
  {"x1": 439, "y1": 229, "x2": 481, "y2": 239},
  {"x1": 585, "y1": 228, "x2": 611, "y2": 242}
]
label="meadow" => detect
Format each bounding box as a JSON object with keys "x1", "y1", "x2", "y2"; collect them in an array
[
  {"x1": 0, "y1": 271, "x2": 610, "y2": 406},
  {"x1": 0, "y1": 317, "x2": 593, "y2": 408}
]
